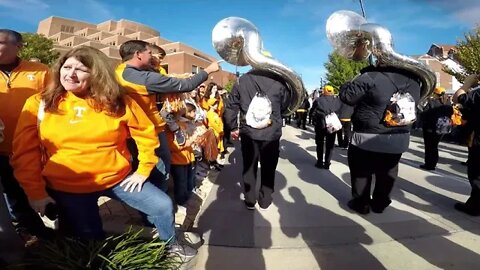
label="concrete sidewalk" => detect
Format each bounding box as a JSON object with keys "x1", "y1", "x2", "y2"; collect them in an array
[{"x1": 191, "y1": 125, "x2": 480, "y2": 270}]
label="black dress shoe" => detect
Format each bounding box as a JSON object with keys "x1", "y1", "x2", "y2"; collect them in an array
[
  {"x1": 454, "y1": 202, "x2": 480, "y2": 216},
  {"x1": 315, "y1": 162, "x2": 323, "y2": 169},
  {"x1": 419, "y1": 164, "x2": 435, "y2": 171},
  {"x1": 370, "y1": 204, "x2": 385, "y2": 213},
  {"x1": 323, "y1": 163, "x2": 330, "y2": 170},
  {"x1": 244, "y1": 200, "x2": 256, "y2": 210},
  {"x1": 347, "y1": 200, "x2": 370, "y2": 215}
]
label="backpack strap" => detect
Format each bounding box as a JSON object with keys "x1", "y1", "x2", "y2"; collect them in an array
[{"x1": 381, "y1": 72, "x2": 411, "y2": 94}]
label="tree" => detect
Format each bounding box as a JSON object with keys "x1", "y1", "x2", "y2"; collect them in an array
[
  {"x1": 223, "y1": 78, "x2": 237, "y2": 92},
  {"x1": 19, "y1": 33, "x2": 60, "y2": 66},
  {"x1": 444, "y1": 27, "x2": 480, "y2": 82},
  {"x1": 324, "y1": 52, "x2": 368, "y2": 91}
]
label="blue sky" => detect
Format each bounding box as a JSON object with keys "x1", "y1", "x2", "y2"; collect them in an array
[{"x1": 1, "y1": 0, "x2": 479, "y2": 91}]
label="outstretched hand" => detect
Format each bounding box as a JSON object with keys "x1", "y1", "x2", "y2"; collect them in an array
[
  {"x1": 204, "y1": 60, "x2": 223, "y2": 74},
  {"x1": 119, "y1": 173, "x2": 148, "y2": 192}
]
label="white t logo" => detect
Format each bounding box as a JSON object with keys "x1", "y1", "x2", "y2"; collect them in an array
[
  {"x1": 27, "y1": 74, "x2": 35, "y2": 81},
  {"x1": 74, "y1": 106, "x2": 86, "y2": 118}
]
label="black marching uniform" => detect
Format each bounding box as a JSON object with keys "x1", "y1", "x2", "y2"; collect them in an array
[
  {"x1": 311, "y1": 94, "x2": 341, "y2": 169},
  {"x1": 224, "y1": 69, "x2": 289, "y2": 209}
]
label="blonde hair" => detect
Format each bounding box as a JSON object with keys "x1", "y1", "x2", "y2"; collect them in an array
[{"x1": 42, "y1": 46, "x2": 125, "y2": 116}]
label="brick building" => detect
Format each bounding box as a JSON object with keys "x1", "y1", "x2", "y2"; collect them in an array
[
  {"x1": 36, "y1": 16, "x2": 235, "y2": 86},
  {"x1": 413, "y1": 43, "x2": 462, "y2": 94}
]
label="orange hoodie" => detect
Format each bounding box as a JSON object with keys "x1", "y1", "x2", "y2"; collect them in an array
[
  {"x1": 0, "y1": 60, "x2": 50, "y2": 155},
  {"x1": 11, "y1": 93, "x2": 159, "y2": 200}
]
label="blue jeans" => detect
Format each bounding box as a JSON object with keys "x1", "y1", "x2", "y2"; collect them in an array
[
  {"x1": 48, "y1": 181, "x2": 175, "y2": 242},
  {"x1": 127, "y1": 132, "x2": 170, "y2": 192},
  {"x1": 171, "y1": 163, "x2": 195, "y2": 205}
]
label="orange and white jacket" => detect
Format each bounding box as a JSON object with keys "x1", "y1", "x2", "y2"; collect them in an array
[
  {"x1": 11, "y1": 93, "x2": 159, "y2": 200},
  {"x1": 0, "y1": 60, "x2": 50, "y2": 155}
]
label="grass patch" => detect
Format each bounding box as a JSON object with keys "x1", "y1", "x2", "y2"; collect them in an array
[{"x1": 9, "y1": 228, "x2": 182, "y2": 270}]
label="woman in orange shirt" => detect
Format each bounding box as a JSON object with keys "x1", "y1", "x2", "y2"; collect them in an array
[{"x1": 10, "y1": 46, "x2": 196, "y2": 258}]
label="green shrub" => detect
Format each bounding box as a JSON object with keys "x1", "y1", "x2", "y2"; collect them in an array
[{"x1": 11, "y1": 228, "x2": 181, "y2": 270}]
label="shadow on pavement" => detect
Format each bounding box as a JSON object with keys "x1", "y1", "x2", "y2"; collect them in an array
[
  {"x1": 196, "y1": 145, "x2": 271, "y2": 270},
  {"x1": 281, "y1": 137, "x2": 480, "y2": 269}
]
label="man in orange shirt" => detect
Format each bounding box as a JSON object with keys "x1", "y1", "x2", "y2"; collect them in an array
[{"x1": 0, "y1": 29, "x2": 50, "y2": 240}]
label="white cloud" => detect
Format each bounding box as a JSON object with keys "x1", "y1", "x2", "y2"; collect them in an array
[{"x1": 424, "y1": 0, "x2": 480, "y2": 26}]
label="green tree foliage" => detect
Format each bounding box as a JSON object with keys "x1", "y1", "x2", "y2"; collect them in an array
[
  {"x1": 444, "y1": 28, "x2": 480, "y2": 82},
  {"x1": 19, "y1": 33, "x2": 60, "y2": 66},
  {"x1": 223, "y1": 78, "x2": 237, "y2": 92},
  {"x1": 324, "y1": 52, "x2": 368, "y2": 91}
]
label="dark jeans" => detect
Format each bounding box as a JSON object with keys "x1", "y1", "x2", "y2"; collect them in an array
[
  {"x1": 347, "y1": 145, "x2": 402, "y2": 209},
  {"x1": 337, "y1": 121, "x2": 352, "y2": 148},
  {"x1": 466, "y1": 145, "x2": 480, "y2": 211},
  {"x1": 314, "y1": 126, "x2": 336, "y2": 166},
  {"x1": 240, "y1": 135, "x2": 280, "y2": 208},
  {"x1": 48, "y1": 180, "x2": 175, "y2": 242},
  {"x1": 0, "y1": 155, "x2": 48, "y2": 237},
  {"x1": 0, "y1": 179, "x2": 24, "y2": 262},
  {"x1": 171, "y1": 163, "x2": 195, "y2": 205},
  {"x1": 422, "y1": 130, "x2": 443, "y2": 168}
]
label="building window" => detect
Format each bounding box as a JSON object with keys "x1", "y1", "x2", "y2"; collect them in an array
[
  {"x1": 60, "y1": 25, "x2": 74, "y2": 33},
  {"x1": 191, "y1": 65, "x2": 198, "y2": 74}
]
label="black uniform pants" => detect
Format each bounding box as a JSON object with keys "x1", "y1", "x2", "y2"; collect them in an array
[
  {"x1": 315, "y1": 126, "x2": 336, "y2": 165},
  {"x1": 422, "y1": 130, "x2": 442, "y2": 168},
  {"x1": 297, "y1": 111, "x2": 307, "y2": 129},
  {"x1": 337, "y1": 121, "x2": 352, "y2": 148},
  {"x1": 347, "y1": 145, "x2": 402, "y2": 209},
  {"x1": 466, "y1": 145, "x2": 480, "y2": 212},
  {"x1": 240, "y1": 135, "x2": 280, "y2": 208}
]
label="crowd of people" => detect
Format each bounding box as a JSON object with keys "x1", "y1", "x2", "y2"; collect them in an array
[
  {"x1": 0, "y1": 29, "x2": 232, "y2": 261},
  {"x1": 1, "y1": 26, "x2": 480, "y2": 266}
]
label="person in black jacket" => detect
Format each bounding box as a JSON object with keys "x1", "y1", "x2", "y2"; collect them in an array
[
  {"x1": 311, "y1": 85, "x2": 341, "y2": 170},
  {"x1": 419, "y1": 87, "x2": 453, "y2": 170},
  {"x1": 340, "y1": 65, "x2": 421, "y2": 215},
  {"x1": 224, "y1": 69, "x2": 289, "y2": 210},
  {"x1": 337, "y1": 101, "x2": 355, "y2": 149},
  {"x1": 453, "y1": 74, "x2": 480, "y2": 216}
]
